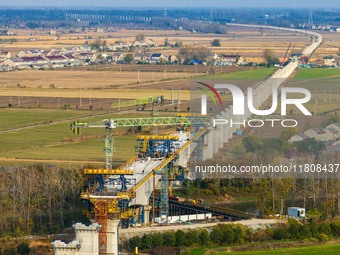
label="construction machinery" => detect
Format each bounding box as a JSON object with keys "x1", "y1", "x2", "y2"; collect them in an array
[
  {"x1": 111, "y1": 95, "x2": 164, "y2": 111},
  {"x1": 71, "y1": 115, "x2": 208, "y2": 254},
  {"x1": 280, "y1": 43, "x2": 292, "y2": 68}
]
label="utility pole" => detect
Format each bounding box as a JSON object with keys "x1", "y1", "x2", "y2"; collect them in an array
[
  {"x1": 171, "y1": 87, "x2": 174, "y2": 105},
  {"x1": 307, "y1": 9, "x2": 314, "y2": 28},
  {"x1": 80, "y1": 87, "x2": 82, "y2": 107},
  {"x1": 152, "y1": 171, "x2": 155, "y2": 226},
  {"x1": 177, "y1": 87, "x2": 181, "y2": 112},
  {"x1": 17, "y1": 87, "x2": 20, "y2": 106}
]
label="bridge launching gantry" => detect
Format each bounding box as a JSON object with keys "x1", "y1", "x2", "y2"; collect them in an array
[{"x1": 71, "y1": 115, "x2": 208, "y2": 254}]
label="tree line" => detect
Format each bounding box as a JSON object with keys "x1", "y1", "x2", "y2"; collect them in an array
[
  {"x1": 185, "y1": 128, "x2": 339, "y2": 217},
  {"x1": 0, "y1": 165, "x2": 86, "y2": 236},
  {"x1": 123, "y1": 217, "x2": 340, "y2": 254}
]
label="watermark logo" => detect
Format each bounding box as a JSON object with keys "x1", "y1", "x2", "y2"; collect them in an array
[
  {"x1": 197, "y1": 82, "x2": 223, "y2": 115},
  {"x1": 199, "y1": 83, "x2": 312, "y2": 116}
]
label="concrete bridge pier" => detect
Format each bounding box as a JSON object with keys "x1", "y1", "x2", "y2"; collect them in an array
[
  {"x1": 202, "y1": 131, "x2": 213, "y2": 161},
  {"x1": 107, "y1": 219, "x2": 120, "y2": 255},
  {"x1": 219, "y1": 111, "x2": 230, "y2": 143},
  {"x1": 211, "y1": 128, "x2": 219, "y2": 154},
  {"x1": 244, "y1": 96, "x2": 250, "y2": 120},
  {"x1": 224, "y1": 109, "x2": 233, "y2": 139},
  {"x1": 215, "y1": 115, "x2": 225, "y2": 149}
]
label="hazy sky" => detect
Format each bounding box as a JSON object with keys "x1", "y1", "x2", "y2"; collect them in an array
[{"x1": 2, "y1": 0, "x2": 340, "y2": 8}]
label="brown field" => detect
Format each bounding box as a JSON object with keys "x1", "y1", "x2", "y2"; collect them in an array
[
  {"x1": 68, "y1": 63, "x2": 249, "y2": 74},
  {"x1": 0, "y1": 69, "x2": 197, "y2": 89},
  {"x1": 311, "y1": 31, "x2": 340, "y2": 61},
  {"x1": 0, "y1": 87, "x2": 191, "y2": 100},
  {"x1": 2, "y1": 28, "x2": 309, "y2": 62}
]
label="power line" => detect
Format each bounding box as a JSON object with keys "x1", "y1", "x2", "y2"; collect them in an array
[{"x1": 307, "y1": 9, "x2": 314, "y2": 28}]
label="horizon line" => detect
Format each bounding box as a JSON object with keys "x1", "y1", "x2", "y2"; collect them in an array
[{"x1": 0, "y1": 6, "x2": 338, "y2": 10}]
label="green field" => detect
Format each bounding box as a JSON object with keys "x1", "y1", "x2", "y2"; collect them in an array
[
  {"x1": 202, "y1": 67, "x2": 276, "y2": 80},
  {"x1": 294, "y1": 68, "x2": 340, "y2": 79},
  {"x1": 0, "y1": 108, "x2": 100, "y2": 131},
  {"x1": 0, "y1": 108, "x2": 138, "y2": 165},
  {"x1": 287, "y1": 68, "x2": 340, "y2": 114},
  {"x1": 188, "y1": 243, "x2": 340, "y2": 255}
]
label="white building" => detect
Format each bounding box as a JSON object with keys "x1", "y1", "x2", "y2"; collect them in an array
[
  {"x1": 220, "y1": 54, "x2": 243, "y2": 65},
  {"x1": 52, "y1": 223, "x2": 101, "y2": 255},
  {"x1": 0, "y1": 50, "x2": 11, "y2": 60},
  {"x1": 149, "y1": 53, "x2": 167, "y2": 63},
  {"x1": 288, "y1": 134, "x2": 308, "y2": 143},
  {"x1": 304, "y1": 128, "x2": 334, "y2": 142},
  {"x1": 112, "y1": 52, "x2": 124, "y2": 62}
]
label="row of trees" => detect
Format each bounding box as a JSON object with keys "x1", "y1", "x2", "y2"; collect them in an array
[
  {"x1": 177, "y1": 45, "x2": 213, "y2": 64},
  {"x1": 0, "y1": 165, "x2": 85, "y2": 236},
  {"x1": 0, "y1": 243, "x2": 30, "y2": 255},
  {"x1": 181, "y1": 176, "x2": 340, "y2": 217},
  {"x1": 124, "y1": 218, "x2": 340, "y2": 254},
  {"x1": 185, "y1": 128, "x2": 339, "y2": 216}
]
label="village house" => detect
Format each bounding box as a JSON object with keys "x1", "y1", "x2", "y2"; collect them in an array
[
  {"x1": 133, "y1": 53, "x2": 150, "y2": 63},
  {"x1": 45, "y1": 55, "x2": 69, "y2": 65},
  {"x1": 133, "y1": 39, "x2": 157, "y2": 47},
  {"x1": 0, "y1": 63, "x2": 10, "y2": 72},
  {"x1": 112, "y1": 52, "x2": 124, "y2": 62},
  {"x1": 324, "y1": 55, "x2": 337, "y2": 67},
  {"x1": 17, "y1": 49, "x2": 43, "y2": 58},
  {"x1": 4, "y1": 56, "x2": 49, "y2": 70},
  {"x1": 304, "y1": 128, "x2": 334, "y2": 142},
  {"x1": 0, "y1": 50, "x2": 11, "y2": 60},
  {"x1": 326, "y1": 122, "x2": 340, "y2": 132},
  {"x1": 79, "y1": 45, "x2": 95, "y2": 53},
  {"x1": 133, "y1": 41, "x2": 147, "y2": 47},
  {"x1": 219, "y1": 54, "x2": 244, "y2": 65},
  {"x1": 288, "y1": 134, "x2": 308, "y2": 143},
  {"x1": 325, "y1": 122, "x2": 340, "y2": 140},
  {"x1": 145, "y1": 39, "x2": 157, "y2": 47},
  {"x1": 6, "y1": 30, "x2": 15, "y2": 36},
  {"x1": 108, "y1": 43, "x2": 122, "y2": 52},
  {"x1": 326, "y1": 127, "x2": 340, "y2": 140},
  {"x1": 64, "y1": 54, "x2": 82, "y2": 66},
  {"x1": 74, "y1": 52, "x2": 97, "y2": 63},
  {"x1": 108, "y1": 41, "x2": 131, "y2": 52},
  {"x1": 64, "y1": 46, "x2": 81, "y2": 54},
  {"x1": 168, "y1": 55, "x2": 178, "y2": 63},
  {"x1": 149, "y1": 53, "x2": 167, "y2": 64},
  {"x1": 46, "y1": 48, "x2": 64, "y2": 56}
]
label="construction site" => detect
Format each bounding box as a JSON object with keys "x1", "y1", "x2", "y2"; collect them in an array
[{"x1": 49, "y1": 23, "x2": 323, "y2": 255}]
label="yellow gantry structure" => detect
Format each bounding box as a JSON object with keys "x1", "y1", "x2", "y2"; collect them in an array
[
  {"x1": 84, "y1": 168, "x2": 134, "y2": 175},
  {"x1": 73, "y1": 115, "x2": 209, "y2": 255},
  {"x1": 136, "y1": 134, "x2": 179, "y2": 152}
]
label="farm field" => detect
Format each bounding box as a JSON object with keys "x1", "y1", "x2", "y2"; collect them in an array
[
  {"x1": 0, "y1": 108, "x2": 105, "y2": 130},
  {"x1": 0, "y1": 67, "x2": 281, "y2": 165},
  {"x1": 203, "y1": 67, "x2": 276, "y2": 80},
  {"x1": 0, "y1": 67, "x2": 273, "y2": 112},
  {"x1": 288, "y1": 68, "x2": 340, "y2": 114},
  {"x1": 0, "y1": 109, "x2": 141, "y2": 165},
  {"x1": 0, "y1": 69, "x2": 197, "y2": 89},
  {"x1": 311, "y1": 32, "x2": 340, "y2": 60},
  {"x1": 0, "y1": 87, "x2": 192, "y2": 100},
  {"x1": 1, "y1": 28, "x2": 308, "y2": 62},
  {"x1": 294, "y1": 68, "x2": 340, "y2": 79},
  {"x1": 188, "y1": 243, "x2": 340, "y2": 255}
]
